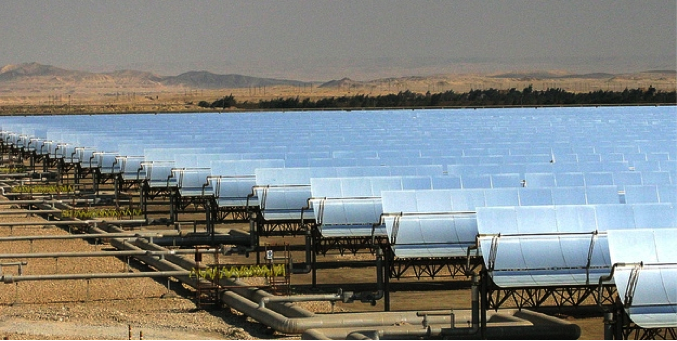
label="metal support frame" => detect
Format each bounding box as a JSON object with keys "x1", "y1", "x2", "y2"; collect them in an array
[
  {"x1": 206, "y1": 199, "x2": 249, "y2": 225},
  {"x1": 308, "y1": 224, "x2": 388, "y2": 257},
  {"x1": 389, "y1": 256, "x2": 481, "y2": 280},
  {"x1": 486, "y1": 282, "x2": 617, "y2": 310},
  {"x1": 381, "y1": 245, "x2": 481, "y2": 280},
  {"x1": 255, "y1": 217, "x2": 307, "y2": 236},
  {"x1": 140, "y1": 183, "x2": 176, "y2": 222}
]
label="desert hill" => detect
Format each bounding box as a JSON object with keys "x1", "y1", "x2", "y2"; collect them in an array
[
  {"x1": 0, "y1": 62, "x2": 674, "y2": 113},
  {"x1": 2, "y1": 62, "x2": 675, "y2": 92},
  {"x1": 161, "y1": 71, "x2": 312, "y2": 89},
  {"x1": 0, "y1": 63, "x2": 312, "y2": 90}
]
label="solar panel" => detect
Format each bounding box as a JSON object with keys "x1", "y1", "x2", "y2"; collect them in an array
[
  {"x1": 642, "y1": 171, "x2": 673, "y2": 185},
  {"x1": 624, "y1": 185, "x2": 660, "y2": 204},
  {"x1": 555, "y1": 172, "x2": 586, "y2": 187},
  {"x1": 584, "y1": 172, "x2": 615, "y2": 186},
  {"x1": 518, "y1": 188, "x2": 553, "y2": 206},
  {"x1": 210, "y1": 159, "x2": 285, "y2": 177},
  {"x1": 93, "y1": 152, "x2": 120, "y2": 174},
  {"x1": 174, "y1": 168, "x2": 212, "y2": 197},
  {"x1": 142, "y1": 161, "x2": 176, "y2": 188},
  {"x1": 118, "y1": 156, "x2": 146, "y2": 180},
  {"x1": 431, "y1": 175, "x2": 462, "y2": 189},
  {"x1": 254, "y1": 168, "x2": 447, "y2": 222},
  {"x1": 550, "y1": 187, "x2": 587, "y2": 205},
  {"x1": 390, "y1": 214, "x2": 478, "y2": 258},
  {"x1": 460, "y1": 174, "x2": 493, "y2": 188},
  {"x1": 309, "y1": 176, "x2": 444, "y2": 237},
  {"x1": 490, "y1": 173, "x2": 522, "y2": 188},
  {"x1": 613, "y1": 171, "x2": 643, "y2": 186},
  {"x1": 476, "y1": 204, "x2": 677, "y2": 287},
  {"x1": 607, "y1": 229, "x2": 677, "y2": 328},
  {"x1": 658, "y1": 185, "x2": 677, "y2": 203},
  {"x1": 524, "y1": 173, "x2": 556, "y2": 187},
  {"x1": 632, "y1": 160, "x2": 662, "y2": 172},
  {"x1": 660, "y1": 159, "x2": 676, "y2": 172},
  {"x1": 73, "y1": 147, "x2": 98, "y2": 168}
]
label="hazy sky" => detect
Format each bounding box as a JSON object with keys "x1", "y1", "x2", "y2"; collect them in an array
[{"x1": 1, "y1": 0, "x2": 675, "y2": 80}]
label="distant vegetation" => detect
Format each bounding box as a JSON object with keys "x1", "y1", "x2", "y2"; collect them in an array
[{"x1": 200, "y1": 85, "x2": 676, "y2": 110}]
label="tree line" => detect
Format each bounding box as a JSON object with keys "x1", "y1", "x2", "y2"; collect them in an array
[{"x1": 199, "y1": 85, "x2": 676, "y2": 110}]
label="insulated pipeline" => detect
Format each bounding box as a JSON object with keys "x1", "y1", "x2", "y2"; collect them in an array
[
  {"x1": 2, "y1": 270, "x2": 189, "y2": 284},
  {"x1": 0, "y1": 249, "x2": 219, "y2": 259}
]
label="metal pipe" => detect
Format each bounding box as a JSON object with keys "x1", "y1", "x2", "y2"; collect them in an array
[
  {"x1": 219, "y1": 278, "x2": 316, "y2": 318},
  {"x1": 259, "y1": 290, "x2": 343, "y2": 309},
  {"x1": 149, "y1": 233, "x2": 251, "y2": 247},
  {"x1": 0, "y1": 199, "x2": 95, "y2": 205},
  {"x1": 303, "y1": 325, "x2": 437, "y2": 340},
  {"x1": 0, "y1": 173, "x2": 30, "y2": 178},
  {"x1": 0, "y1": 209, "x2": 61, "y2": 215},
  {"x1": 426, "y1": 274, "x2": 481, "y2": 337},
  {"x1": 482, "y1": 309, "x2": 581, "y2": 339},
  {"x1": 0, "y1": 232, "x2": 163, "y2": 242},
  {"x1": 87, "y1": 225, "x2": 201, "y2": 274},
  {"x1": 220, "y1": 290, "x2": 453, "y2": 335},
  {"x1": 604, "y1": 312, "x2": 614, "y2": 340},
  {"x1": 0, "y1": 261, "x2": 27, "y2": 275},
  {"x1": 0, "y1": 248, "x2": 219, "y2": 259},
  {"x1": 597, "y1": 262, "x2": 623, "y2": 311},
  {"x1": 352, "y1": 328, "x2": 433, "y2": 340},
  {"x1": 290, "y1": 225, "x2": 313, "y2": 274},
  {"x1": 54, "y1": 220, "x2": 571, "y2": 340},
  {"x1": 2, "y1": 270, "x2": 189, "y2": 284},
  {"x1": 426, "y1": 310, "x2": 580, "y2": 341},
  {"x1": 0, "y1": 219, "x2": 147, "y2": 227}
]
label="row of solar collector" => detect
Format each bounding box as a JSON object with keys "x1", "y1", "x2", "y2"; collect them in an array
[
  {"x1": 2, "y1": 110, "x2": 675, "y2": 160},
  {"x1": 378, "y1": 194, "x2": 677, "y2": 330},
  {"x1": 8, "y1": 136, "x2": 677, "y2": 246},
  {"x1": 1, "y1": 108, "x2": 674, "y2": 329},
  {"x1": 2, "y1": 130, "x2": 676, "y2": 212},
  {"x1": 8, "y1": 130, "x2": 675, "y2": 167},
  {"x1": 5, "y1": 134, "x2": 675, "y2": 177},
  {"x1": 4, "y1": 130, "x2": 674, "y2": 193},
  {"x1": 4, "y1": 108, "x2": 673, "y2": 142},
  {"x1": 6, "y1": 129, "x2": 676, "y2": 162},
  {"x1": 6, "y1": 128, "x2": 677, "y2": 317},
  {"x1": 474, "y1": 207, "x2": 676, "y2": 328},
  {"x1": 4, "y1": 127, "x2": 676, "y2": 225}
]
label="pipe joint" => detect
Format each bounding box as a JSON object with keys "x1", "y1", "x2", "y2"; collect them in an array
[
  {"x1": 341, "y1": 290, "x2": 354, "y2": 303},
  {"x1": 345, "y1": 290, "x2": 384, "y2": 306}
]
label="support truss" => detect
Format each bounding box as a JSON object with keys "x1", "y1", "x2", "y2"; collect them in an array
[
  {"x1": 487, "y1": 283, "x2": 617, "y2": 310},
  {"x1": 312, "y1": 229, "x2": 387, "y2": 257},
  {"x1": 255, "y1": 219, "x2": 308, "y2": 236},
  {"x1": 388, "y1": 256, "x2": 482, "y2": 280}
]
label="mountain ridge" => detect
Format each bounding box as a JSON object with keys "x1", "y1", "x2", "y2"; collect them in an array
[{"x1": 1, "y1": 62, "x2": 675, "y2": 94}]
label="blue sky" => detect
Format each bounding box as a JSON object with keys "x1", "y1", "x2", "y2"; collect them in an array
[{"x1": 1, "y1": 0, "x2": 674, "y2": 80}]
